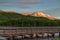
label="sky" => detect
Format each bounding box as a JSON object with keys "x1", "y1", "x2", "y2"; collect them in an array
[{"x1": 0, "y1": 0, "x2": 60, "y2": 18}]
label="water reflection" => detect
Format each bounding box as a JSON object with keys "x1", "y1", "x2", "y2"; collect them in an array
[
  {"x1": 23, "y1": 38, "x2": 53, "y2": 40},
  {"x1": 0, "y1": 37, "x2": 59, "y2": 40}
]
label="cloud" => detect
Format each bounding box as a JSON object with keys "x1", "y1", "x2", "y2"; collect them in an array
[
  {"x1": 0, "y1": 0, "x2": 8, "y2": 4},
  {"x1": 44, "y1": 7, "x2": 60, "y2": 17},
  {"x1": 55, "y1": 0, "x2": 60, "y2": 1},
  {"x1": 17, "y1": 0, "x2": 45, "y2": 9},
  {"x1": 18, "y1": 0, "x2": 44, "y2": 4},
  {"x1": 0, "y1": 0, "x2": 45, "y2": 9},
  {"x1": 19, "y1": 5, "x2": 31, "y2": 9}
]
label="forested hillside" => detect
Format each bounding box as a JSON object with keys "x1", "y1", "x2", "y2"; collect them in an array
[{"x1": 0, "y1": 10, "x2": 60, "y2": 27}]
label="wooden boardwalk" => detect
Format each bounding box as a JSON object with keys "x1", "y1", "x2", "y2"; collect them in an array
[{"x1": 0, "y1": 27, "x2": 60, "y2": 36}]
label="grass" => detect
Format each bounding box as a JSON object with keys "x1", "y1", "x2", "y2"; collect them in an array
[{"x1": 52, "y1": 37, "x2": 60, "y2": 40}]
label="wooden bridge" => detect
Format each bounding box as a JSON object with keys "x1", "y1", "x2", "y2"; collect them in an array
[{"x1": 0, "y1": 27, "x2": 60, "y2": 37}]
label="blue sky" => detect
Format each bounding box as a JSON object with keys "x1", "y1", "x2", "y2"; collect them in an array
[{"x1": 0, "y1": 0, "x2": 60, "y2": 18}]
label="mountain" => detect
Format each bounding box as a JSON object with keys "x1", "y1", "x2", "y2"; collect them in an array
[
  {"x1": 31, "y1": 11, "x2": 56, "y2": 20},
  {"x1": 20, "y1": 12, "x2": 31, "y2": 16},
  {"x1": 0, "y1": 10, "x2": 60, "y2": 27},
  {"x1": 0, "y1": 10, "x2": 58, "y2": 20},
  {"x1": 20, "y1": 11, "x2": 57, "y2": 20}
]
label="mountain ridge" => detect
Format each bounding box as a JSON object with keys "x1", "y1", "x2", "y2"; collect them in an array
[
  {"x1": 0, "y1": 10, "x2": 59, "y2": 20},
  {"x1": 21, "y1": 11, "x2": 58, "y2": 20}
]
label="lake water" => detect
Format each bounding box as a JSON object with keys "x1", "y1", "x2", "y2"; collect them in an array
[
  {"x1": 23, "y1": 38, "x2": 53, "y2": 40},
  {"x1": 16, "y1": 38, "x2": 53, "y2": 40},
  {"x1": 0, "y1": 37, "x2": 59, "y2": 40},
  {"x1": 23, "y1": 37, "x2": 60, "y2": 40}
]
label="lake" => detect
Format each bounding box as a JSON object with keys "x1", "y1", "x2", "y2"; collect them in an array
[{"x1": 23, "y1": 37, "x2": 60, "y2": 40}]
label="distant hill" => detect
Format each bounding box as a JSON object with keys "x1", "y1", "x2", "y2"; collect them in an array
[
  {"x1": 21, "y1": 11, "x2": 59, "y2": 20},
  {"x1": 0, "y1": 10, "x2": 60, "y2": 27},
  {"x1": 31, "y1": 11, "x2": 57, "y2": 20}
]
